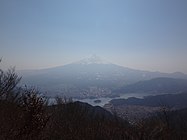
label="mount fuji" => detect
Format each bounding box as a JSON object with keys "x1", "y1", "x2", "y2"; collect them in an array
[
  {"x1": 74, "y1": 55, "x2": 110, "y2": 65},
  {"x1": 18, "y1": 55, "x2": 187, "y2": 98}
]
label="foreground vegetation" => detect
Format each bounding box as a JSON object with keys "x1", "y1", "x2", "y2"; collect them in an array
[{"x1": 1, "y1": 65, "x2": 187, "y2": 140}]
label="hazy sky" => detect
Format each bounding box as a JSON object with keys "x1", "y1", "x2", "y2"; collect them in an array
[{"x1": 1, "y1": 0, "x2": 187, "y2": 73}]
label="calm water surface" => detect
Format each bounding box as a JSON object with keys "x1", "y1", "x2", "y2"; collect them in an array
[{"x1": 77, "y1": 93, "x2": 151, "y2": 107}]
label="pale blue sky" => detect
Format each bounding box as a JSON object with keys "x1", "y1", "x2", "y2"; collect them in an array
[{"x1": 0, "y1": 0, "x2": 187, "y2": 73}]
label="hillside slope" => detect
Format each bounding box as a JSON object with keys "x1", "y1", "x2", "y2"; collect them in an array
[{"x1": 114, "y1": 77, "x2": 187, "y2": 94}]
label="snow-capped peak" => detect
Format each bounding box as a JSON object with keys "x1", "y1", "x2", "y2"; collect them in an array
[{"x1": 74, "y1": 55, "x2": 110, "y2": 65}]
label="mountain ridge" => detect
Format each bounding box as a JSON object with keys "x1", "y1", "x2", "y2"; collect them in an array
[
  {"x1": 114, "y1": 77, "x2": 187, "y2": 94},
  {"x1": 17, "y1": 56, "x2": 187, "y2": 97}
]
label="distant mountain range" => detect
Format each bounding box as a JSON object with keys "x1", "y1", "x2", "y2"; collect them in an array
[
  {"x1": 17, "y1": 55, "x2": 187, "y2": 97},
  {"x1": 109, "y1": 92, "x2": 187, "y2": 109},
  {"x1": 114, "y1": 77, "x2": 187, "y2": 94}
]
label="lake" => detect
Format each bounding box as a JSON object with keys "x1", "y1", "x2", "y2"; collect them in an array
[{"x1": 76, "y1": 93, "x2": 151, "y2": 107}]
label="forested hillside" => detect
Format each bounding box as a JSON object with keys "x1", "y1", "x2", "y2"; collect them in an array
[{"x1": 1, "y1": 66, "x2": 187, "y2": 140}]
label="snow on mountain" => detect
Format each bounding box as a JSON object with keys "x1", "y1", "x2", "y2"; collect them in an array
[
  {"x1": 74, "y1": 55, "x2": 110, "y2": 65},
  {"x1": 17, "y1": 55, "x2": 187, "y2": 98}
]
